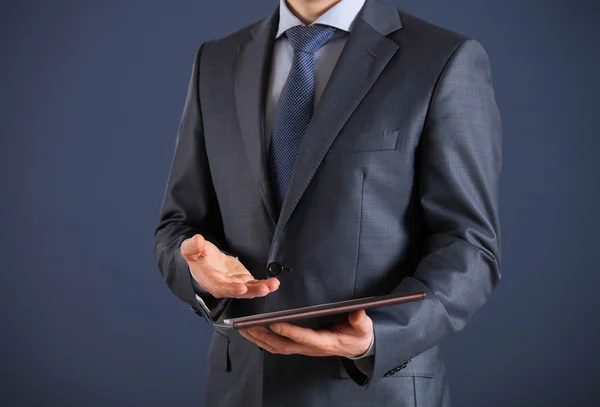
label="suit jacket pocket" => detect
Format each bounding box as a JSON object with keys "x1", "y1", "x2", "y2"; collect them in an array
[
  {"x1": 207, "y1": 330, "x2": 231, "y2": 371},
  {"x1": 328, "y1": 129, "x2": 399, "y2": 153}
]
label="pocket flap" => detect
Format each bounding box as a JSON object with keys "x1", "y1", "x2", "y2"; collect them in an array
[
  {"x1": 328, "y1": 129, "x2": 399, "y2": 153},
  {"x1": 207, "y1": 330, "x2": 231, "y2": 371}
]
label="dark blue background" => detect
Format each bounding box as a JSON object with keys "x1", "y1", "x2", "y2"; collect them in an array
[{"x1": 1, "y1": 1, "x2": 599, "y2": 406}]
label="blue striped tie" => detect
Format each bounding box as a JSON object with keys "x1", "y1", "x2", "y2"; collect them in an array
[{"x1": 268, "y1": 24, "x2": 336, "y2": 214}]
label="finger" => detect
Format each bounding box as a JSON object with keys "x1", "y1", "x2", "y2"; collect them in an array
[
  {"x1": 244, "y1": 278, "x2": 280, "y2": 292},
  {"x1": 264, "y1": 277, "x2": 281, "y2": 292},
  {"x1": 244, "y1": 277, "x2": 280, "y2": 285},
  {"x1": 226, "y1": 278, "x2": 279, "y2": 298},
  {"x1": 269, "y1": 323, "x2": 335, "y2": 351},
  {"x1": 347, "y1": 309, "x2": 372, "y2": 335},
  {"x1": 203, "y1": 275, "x2": 280, "y2": 299},
  {"x1": 244, "y1": 327, "x2": 328, "y2": 356},
  {"x1": 239, "y1": 329, "x2": 278, "y2": 353},
  {"x1": 211, "y1": 281, "x2": 270, "y2": 299},
  {"x1": 239, "y1": 283, "x2": 271, "y2": 298},
  {"x1": 246, "y1": 327, "x2": 303, "y2": 354},
  {"x1": 231, "y1": 275, "x2": 280, "y2": 287},
  {"x1": 180, "y1": 234, "x2": 207, "y2": 260},
  {"x1": 208, "y1": 281, "x2": 249, "y2": 299},
  {"x1": 348, "y1": 309, "x2": 365, "y2": 326}
]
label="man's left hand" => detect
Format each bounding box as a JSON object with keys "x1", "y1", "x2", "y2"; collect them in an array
[{"x1": 239, "y1": 309, "x2": 373, "y2": 358}]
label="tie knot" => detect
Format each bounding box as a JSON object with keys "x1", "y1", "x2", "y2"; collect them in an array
[{"x1": 285, "y1": 24, "x2": 336, "y2": 54}]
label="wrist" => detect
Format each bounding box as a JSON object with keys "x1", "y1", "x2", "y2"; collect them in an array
[{"x1": 347, "y1": 334, "x2": 375, "y2": 359}]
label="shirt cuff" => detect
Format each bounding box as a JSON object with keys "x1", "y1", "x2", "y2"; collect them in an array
[
  {"x1": 346, "y1": 333, "x2": 375, "y2": 360},
  {"x1": 194, "y1": 293, "x2": 213, "y2": 319}
]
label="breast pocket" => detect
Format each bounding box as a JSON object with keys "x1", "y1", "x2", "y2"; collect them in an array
[{"x1": 327, "y1": 129, "x2": 399, "y2": 153}]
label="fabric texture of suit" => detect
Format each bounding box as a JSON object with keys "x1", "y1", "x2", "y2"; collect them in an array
[{"x1": 153, "y1": 0, "x2": 502, "y2": 405}]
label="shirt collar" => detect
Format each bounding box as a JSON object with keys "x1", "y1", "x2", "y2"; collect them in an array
[{"x1": 275, "y1": 0, "x2": 366, "y2": 39}]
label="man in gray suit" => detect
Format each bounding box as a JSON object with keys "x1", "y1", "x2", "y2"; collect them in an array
[{"x1": 153, "y1": 0, "x2": 502, "y2": 405}]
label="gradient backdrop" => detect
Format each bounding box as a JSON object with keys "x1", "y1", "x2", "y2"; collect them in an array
[{"x1": 1, "y1": 0, "x2": 599, "y2": 406}]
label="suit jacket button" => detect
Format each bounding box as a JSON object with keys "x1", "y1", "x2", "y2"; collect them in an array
[{"x1": 267, "y1": 262, "x2": 283, "y2": 276}]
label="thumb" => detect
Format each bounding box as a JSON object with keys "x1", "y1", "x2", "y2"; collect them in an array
[
  {"x1": 348, "y1": 309, "x2": 368, "y2": 331},
  {"x1": 181, "y1": 234, "x2": 208, "y2": 260}
]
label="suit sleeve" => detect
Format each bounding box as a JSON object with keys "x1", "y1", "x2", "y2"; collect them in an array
[
  {"x1": 153, "y1": 42, "x2": 232, "y2": 320},
  {"x1": 350, "y1": 39, "x2": 502, "y2": 388}
]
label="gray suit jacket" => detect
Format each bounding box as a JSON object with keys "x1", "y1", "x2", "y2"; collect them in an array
[{"x1": 153, "y1": 0, "x2": 502, "y2": 406}]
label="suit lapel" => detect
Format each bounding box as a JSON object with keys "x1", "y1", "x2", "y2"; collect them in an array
[
  {"x1": 235, "y1": 7, "x2": 280, "y2": 227},
  {"x1": 272, "y1": 0, "x2": 403, "y2": 243}
]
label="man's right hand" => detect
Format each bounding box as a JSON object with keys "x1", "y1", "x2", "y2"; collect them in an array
[{"x1": 181, "y1": 234, "x2": 280, "y2": 299}]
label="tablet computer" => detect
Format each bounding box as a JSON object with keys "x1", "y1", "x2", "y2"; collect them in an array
[{"x1": 212, "y1": 291, "x2": 426, "y2": 329}]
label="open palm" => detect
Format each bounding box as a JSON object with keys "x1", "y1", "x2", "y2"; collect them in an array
[{"x1": 181, "y1": 234, "x2": 280, "y2": 299}]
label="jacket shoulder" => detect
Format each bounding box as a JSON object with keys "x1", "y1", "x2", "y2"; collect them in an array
[
  {"x1": 395, "y1": 11, "x2": 473, "y2": 54},
  {"x1": 398, "y1": 11, "x2": 469, "y2": 43},
  {"x1": 202, "y1": 16, "x2": 264, "y2": 52},
  {"x1": 389, "y1": 10, "x2": 490, "y2": 74}
]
